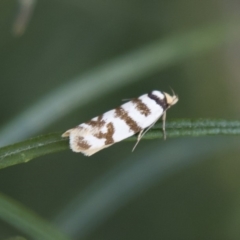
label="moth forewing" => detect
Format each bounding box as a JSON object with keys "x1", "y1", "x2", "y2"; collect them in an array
[{"x1": 62, "y1": 90, "x2": 178, "y2": 156}]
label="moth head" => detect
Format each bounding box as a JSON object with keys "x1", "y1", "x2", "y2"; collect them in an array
[
  {"x1": 149, "y1": 90, "x2": 178, "y2": 110},
  {"x1": 163, "y1": 92, "x2": 179, "y2": 107}
]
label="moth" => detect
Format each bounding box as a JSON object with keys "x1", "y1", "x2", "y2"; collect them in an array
[{"x1": 62, "y1": 90, "x2": 178, "y2": 156}]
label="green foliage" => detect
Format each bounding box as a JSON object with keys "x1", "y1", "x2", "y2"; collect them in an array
[
  {"x1": 1, "y1": 1, "x2": 240, "y2": 239},
  {"x1": 0, "y1": 133, "x2": 68, "y2": 169},
  {"x1": 0, "y1": 193, "x2": 70, "y2": 240},
  {"x1": 0, "y1": 119, "x2": 240, "y2": 170}
]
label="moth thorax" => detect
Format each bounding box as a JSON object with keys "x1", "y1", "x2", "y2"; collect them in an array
[
  {"x1": 148, "y1": 90, "x2": 168, "y2": 110},
  {"x1": 151, "y1": 90, "x2": 165, "y2": 100}
]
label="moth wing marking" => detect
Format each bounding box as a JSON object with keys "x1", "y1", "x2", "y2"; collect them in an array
[
  {"x1": 82, "y1": 144, "x2": 113, "y2": 156},
  {"x1": 62, "y1": 125, "x2": 101, "y2": 138},
  {"x1": 62, "y1": 125, "x2": 111, "y2": 156}
]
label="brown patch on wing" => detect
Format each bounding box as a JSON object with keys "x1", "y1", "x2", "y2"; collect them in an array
[
  {"x1": 85, "y1": 115, "x2": 105, "y2": 128},
  {"x1": 77, "y1": 136, "x2": 91, "y2": 150},
  {"x1": 94, "y1": 122, "x2": 115, "y2": 145},
  {"x1": 131, "y1": 98, "x2": 151, "y2": 116},
  {"x1": 148, "y1": 92, "x2": 168, "y2": 110},
  {"x1": 115, "y1": 107, "x2": 142, "y2": 133}
]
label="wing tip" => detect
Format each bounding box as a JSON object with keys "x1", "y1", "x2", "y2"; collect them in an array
[
  {"x1": 61, "y1": 132, "x2": 69, "y2": 137},
  {"x1": 61, "y1": 129, "x2": 74, "y2": 137}
]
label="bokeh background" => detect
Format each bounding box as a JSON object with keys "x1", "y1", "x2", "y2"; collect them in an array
[{"x1": 1, "y1": 0, "x2": 240, "y2": 239}]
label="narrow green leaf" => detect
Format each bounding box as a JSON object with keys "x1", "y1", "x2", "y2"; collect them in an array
[
  {"x1": 0, "y1": 119, "x2": 240, "y2": 170},
  {"x1": 0, "y1": 193, "x2": 71, "y2": 240},
  {"x1": 144, "y1": 119, "x2": 240, "y2": 139},
  {"x1": 0, "y1": 133, "x2": 68, "y2": 169}
]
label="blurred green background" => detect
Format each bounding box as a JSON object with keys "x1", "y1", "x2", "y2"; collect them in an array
[{"x1": 1, "y1": 0, "x2": 240, "y2": 239}]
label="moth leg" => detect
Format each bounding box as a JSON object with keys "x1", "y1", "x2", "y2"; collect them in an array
[
  {"x1": 162, "y1": 111, "x2": 166, "y2": 140},
  {"x1": 132, "y1": 130, "x2": 144, "y2": 152},
  {"x1": 137, "y1": 129, "x2": 144, "y2": 142},
  {"x1": 132, "y1": 115, "x2": 163, "y2": 152}
]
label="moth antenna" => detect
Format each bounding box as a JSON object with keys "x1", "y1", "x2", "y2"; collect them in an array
[
  {"x1": 168, "y1": 86, "x2": 175, "y2": 96},
  {"x1": 169, "y1": 87, "x2": 178, "y2": 105}
]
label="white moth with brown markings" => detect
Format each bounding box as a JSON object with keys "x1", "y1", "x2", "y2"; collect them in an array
[{"x1": 62, "y1": 90, "x2": 178, "y2": 156}]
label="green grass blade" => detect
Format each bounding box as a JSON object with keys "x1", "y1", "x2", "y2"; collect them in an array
[
  {"x1": 0, "y1": 193, "x2": 71, "y2": 240},
  {"x1": 55, "y1": 137, "x2": 238, "y2": 239},
  {"x1": 0, "y1": 119, "x2": 240, "y2": 170},
  {"x1": 0, "y1": 133, "x2": 68, "y2": 170},
  {"x1": 0, "y1": 20, "x2": 240, "y2": 146},
  {"x1": 147, "y1": 119, "x2": 240, "y2": 139}
]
